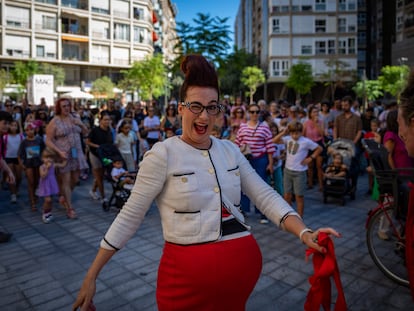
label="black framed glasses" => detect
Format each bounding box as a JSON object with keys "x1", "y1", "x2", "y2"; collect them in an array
[
  {"x1": 249, "y1": 110, "x2": 260, "y2": 114},
  {"x1": 181, "y1": 101, "x2": 223, "y2": 116}
]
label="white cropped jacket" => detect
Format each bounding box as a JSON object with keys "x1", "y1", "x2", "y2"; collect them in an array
[{"x1": 101, "y1": 136, "x2": 297, "y2": 249}]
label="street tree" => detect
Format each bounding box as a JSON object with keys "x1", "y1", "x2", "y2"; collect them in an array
[
  {"x1": 11, "y1": 60, "x2": 39, "y2": 93},
  {"x1": 38, "y1": 63, "x2": 65, "y2": 90},
  {"x1": 91, "y1": 76, "x2": 115, "y2": 99},
  {"x1": 241, "y1": 66, "x2": 265, "y2": 104},
  {"x1": 320, "y1": 59, "x2": 356, "y2": 102},
  {"x1": 120, "y1": 54, "x2": 167, "y2": 101},
  {"x1": 0, "y1": 68, "x2": 11, "y2": 101},
  {"x1": 353, "y1": 80, "x2": 383, "y2": 108},
  {"x1": 218, "y1": 48, "x2": 258, "y2": 99},
  {"x1": 175, "y1": 13, "x2": 231, "y2": 67},
  {"x1": 378, "y1": 65, "x2": 410, "y2": 100},
  {"x1": 286, "y1": 61, "x2": 314, "y2": 101}
]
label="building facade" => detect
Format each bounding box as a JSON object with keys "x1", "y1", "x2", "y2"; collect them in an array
[
  {"x1": 392, "y1": 0, "x2": 413, "y2": 68},
  {"x1": 0, "y1": 0, "x2": 177, "y2": 89},
  {"x1": 236, "y1": 0, "x2": 360, "y2": 101}
]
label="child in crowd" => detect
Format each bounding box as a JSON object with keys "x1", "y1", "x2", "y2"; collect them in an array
[
  {"x1": 138, "y1": 129, "x2": 149, "y2": 162},
  {"x1": 18, "y1": 122, "x2": 45, "y2": 211},
  {"x1": 37, "y1": 148, "x2": 67, "y2": 223},
  {"x1": 4, "y1": 120, "x2": 24, "y2": 203},
  {"x1": 111, "y1": 159, "x2": 135, "y2": 191},
  {"x1": 115, "y1": 121, "x2": 135, "y2": 172},
  {"x1": 268, "y1": 122, "x2": 285, "y2": 195},
  {"x1": 324, "y1": 153, "x2": 348, "y2": 178},
  {"x1": 211, "y1": 125, "x2": 222, "y2": 139},
  {"x1": 273, "y1": 121, "x2": 322, "y2": 217},
  {"x1": 164, "y1": 127, "x2": 176, "y2": 139},
  {"x1": 363, "y1": 118, "x2": 382, "y2": 194}
]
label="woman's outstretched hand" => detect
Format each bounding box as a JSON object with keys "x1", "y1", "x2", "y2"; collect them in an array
[
  {"x1": 72, "y1": 276, "x2": 96, "y2": 311},
  {"x1": 302, "y1": 227, "x2": 341, "y2": 253}
]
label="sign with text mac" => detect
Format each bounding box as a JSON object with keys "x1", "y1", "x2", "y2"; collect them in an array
[{"x1": 27, "y1": 74, "x2": 54, "y2": 106}]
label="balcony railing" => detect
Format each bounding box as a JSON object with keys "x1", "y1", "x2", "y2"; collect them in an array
[
  {"x1": 113, "y1": 9, "x2": 129, "y2": 18},
  {"x1": 62, "y1": 24, "x2": 88, "y2": 36},
  {"x1": 61, "y1": 0, "x2": 88, "y2": 10},
  {"x1": 91, "y1": 56, "x2": 109, "y2": 64},
  {"x1": 92, "y1": 30, "x2": 110, "y2": 39},
  {"x1": 6, "y1": 18, "x2": 30, "y2": 29},
  {"x1": 6, "y1": 49, "x2": 30, "y2": 57},
  {"x1": 113, "y1": 58, "x2": 130, "y2": 65},
  {"x1": 35, "y1": 0, "x2": 57, "y2": 4},
  {"x1": 35, "y1": 22, "x2": 56, "y2": 31}
]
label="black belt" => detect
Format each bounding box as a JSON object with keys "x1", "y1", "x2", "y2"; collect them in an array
[{"x1": 222, "y1": 218, "x2": 248, "y2": 236}]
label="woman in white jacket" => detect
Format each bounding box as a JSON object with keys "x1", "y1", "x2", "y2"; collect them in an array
[{"x1": 73, "y1": 55, "x2": 340, "y2": 311}]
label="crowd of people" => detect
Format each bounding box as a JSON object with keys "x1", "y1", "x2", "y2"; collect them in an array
[{"x1": 0, "y1": 72, "x2": 413, "y2": 232}]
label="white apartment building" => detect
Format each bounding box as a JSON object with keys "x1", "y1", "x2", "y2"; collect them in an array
[
  {"x1": 236, "y1": 0, "x2": 359, "y2": 100},
  {"x1": 0, "y1": 0, "x2": 177, "y2": 88}
]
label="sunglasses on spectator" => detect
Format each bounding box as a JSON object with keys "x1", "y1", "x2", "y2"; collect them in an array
[{"x1": 249, "y1": 110, "x2": 260, "y2": 114}]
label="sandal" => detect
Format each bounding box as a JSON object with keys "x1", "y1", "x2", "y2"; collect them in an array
[
  {"x1": 59, "y1": 195, "x2": 66, "y2": 205},
  {"x1": 66, "y1": 208, "x2": 77, "y2": 219},
  {"x1": 30, "y1": 201, "x2": 37, "y2": 212}
]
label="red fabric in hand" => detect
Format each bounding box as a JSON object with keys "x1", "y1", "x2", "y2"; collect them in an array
[
  {"x1": 406, "y1": 182, "x2": 414, "y2": 301},
  {"x1": 304, "y1": 232, "x2": 347, "y2": 311}
]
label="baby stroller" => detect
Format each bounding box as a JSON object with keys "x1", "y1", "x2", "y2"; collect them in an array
[
  {"x1": 323, "y1": 139, "x2": 356, "y2": 205},
  {"x1": 97, "y1": 144, "x2": 134, "y2": 211}
]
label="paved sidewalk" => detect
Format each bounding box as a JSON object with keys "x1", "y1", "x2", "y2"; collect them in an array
[{"x1": 0, "y1": 175, "x2": 413, "y2": 311}]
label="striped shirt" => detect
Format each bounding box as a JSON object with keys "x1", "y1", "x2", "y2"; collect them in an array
[{"x1": 235, "y1": 122, "x2": 275, "y2": 158}]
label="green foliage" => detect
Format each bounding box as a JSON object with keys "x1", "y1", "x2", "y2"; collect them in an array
[
  {"x1": 11, "y1": 60, "x2": 39, "y2": 87},
  {"x1": 91, "y1": 76, "x2": 115, "y2": 99},
  {"x1": 378, "y1": 65, "x2": 410, "y2": 98},
  {"x1": 0, "y1": 69, "x2": 11, "y2": 100},
  {"x1": 320, "y1": 59, "x2": 356, "y2": 101},
  {"x1": 286, "y1": 61, "x2": 314, "y2": 99},
  {"x1": 174, "y1": 13, "x2": 232, "y2": 67},
  {"x1": 241, "y1": 66, "x2": 265, "y2": 104},
  {"x1": 38, "y1": 63, "x2": 65, "y2": 89},
  {"x1": 120, "y1": 54, "x2": 167, "y2": 100},
  {"x1": 353, "y1": 80, "x2": 383, "y2": 101},
  {"x1": 218, "y1": 48, "x2": 258, "y2": 98},
  {"x1": 0, "y1": 69, "x2": 11, "y2": 91}
]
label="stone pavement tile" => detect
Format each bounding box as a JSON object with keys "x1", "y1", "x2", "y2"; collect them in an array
[
  {"x1": 101, "y1": 269, "x2": 141, "y2": 288},
  {"x1": 27, "y1": 287, "x2": 69, "y2": 306},
  {"x1": 121, "y1": 283, "x2": 154, "y2": 301},
  {"x1": 131, "y1": 291, "x2": 157, "y2": 310},
  {"x1": 1, "y1": 298, "x2": 31, "y2": 311},
  {"x1": 34, "y1": 294, "x2": 74, "y2": 311}
]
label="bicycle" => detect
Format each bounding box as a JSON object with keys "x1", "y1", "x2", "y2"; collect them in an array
[{"x1": 363, "y1": 139, "x2": 414, "y2": 287}]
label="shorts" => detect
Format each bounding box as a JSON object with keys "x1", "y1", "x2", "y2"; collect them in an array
[
  {"x1": 5, "y1": 158, "x2": 19, "y2": 165},
  {"x1": 283, "y1": 168, "x2": 307, "y2": 196},
  {"x1": 89, "y1": 152, "x2": 102, "y2": 169}
]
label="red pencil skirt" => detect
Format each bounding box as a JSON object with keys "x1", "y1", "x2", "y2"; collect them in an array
[{"x1": 156, "y1": 234, "x2": 262, "y2": 311}]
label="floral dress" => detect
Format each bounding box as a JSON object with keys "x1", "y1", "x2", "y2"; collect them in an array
[{"x1": 48, "y1": 116, "x2": 88, "y2": 173}]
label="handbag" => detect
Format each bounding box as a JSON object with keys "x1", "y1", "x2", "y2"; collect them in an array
[{"x1": 240, "y1": 144, "x2": 252, "y2": 160}]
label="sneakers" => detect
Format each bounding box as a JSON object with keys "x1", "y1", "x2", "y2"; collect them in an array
[
  {"x1": 10, "y1": 194, "x2": 17, "y2": 203},
  {"x1": 0, "y1": 231, "x2": 12, "y2": 243},
  {"x1": 260, "y1": 215, "x2": 269, "y2": 224},
  {"x1": 89, "y1": 190, "x2": 100, "y2": 200},
  {"x1": 42, "y1": 213, "x2": 54, "y2": 224}
]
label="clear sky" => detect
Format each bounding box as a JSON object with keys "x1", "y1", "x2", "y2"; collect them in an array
[{"x1": 172, "y1": 0, "x2": 240, "y2": 47}]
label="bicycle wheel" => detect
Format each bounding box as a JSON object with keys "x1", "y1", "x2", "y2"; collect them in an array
[{"x1": 366, "y1": 206, "x2": 409, "y2": 287}]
